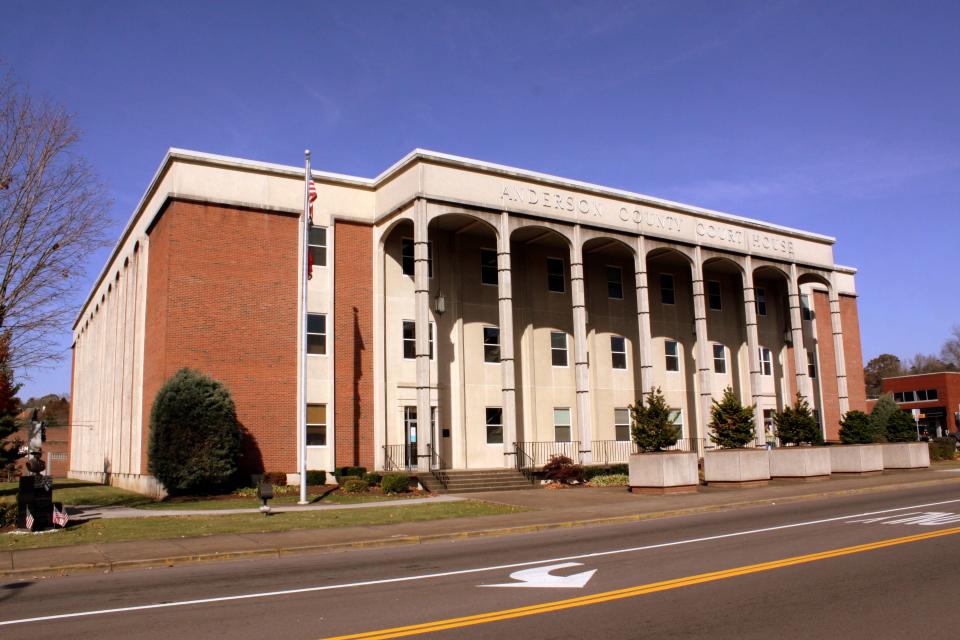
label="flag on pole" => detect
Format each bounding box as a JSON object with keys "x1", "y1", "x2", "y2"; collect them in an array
[
  {"x1": 53, "y1": 504, "x2": 69, "y2": 528},
  {"x1": 308, "y1": 180, "x2": 317, "y2": 224},
  {"x1": 307, "y1": 247, "x2": 314, "y2": 280},
  {"x1": 25, "y1": 506, "x2": 34, "y2": 531}
]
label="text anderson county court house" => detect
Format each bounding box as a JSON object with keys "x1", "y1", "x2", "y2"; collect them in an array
[{"x1": 69, "y1": 149, "x2": 867, "y2": 495}]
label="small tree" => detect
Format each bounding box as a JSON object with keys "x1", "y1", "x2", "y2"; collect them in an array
[
  {"x1": 885, "y1": 410, "x2": 918, "y2": 443},
  {"x1": 773, "y1": 393, "x2": 823, "y2": 446},
  {"x1": 839, "y1": 410, "x2": 878, "y2": 444},
  {"x1": 0, "y1": 334, "x2": 23, "y2": 477},
  {"x1": 148, "y1": 368, "x2": 241, "y2": 494},
  {"x1": 709, "y1": 387, "x2": 756, "y2": 449},
  {"x1": 869, "y1": 394, "x2": 899, "y2": 442},
  {"x1": 630, "y1": 387, "x2": 680, "y2": 452}
]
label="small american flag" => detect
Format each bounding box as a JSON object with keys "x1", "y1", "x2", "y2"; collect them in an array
[
  {"x1": 25, "y1": 506, "x2": 33, "y2": 531},
  {"x1": 53, "y1": 504, "x2": 69, "y2": 528},
  {"x1": 308, "y1": 179, "x2": 317, "y2": 224}
]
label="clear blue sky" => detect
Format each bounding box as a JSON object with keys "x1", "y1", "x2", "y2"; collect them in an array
[{"x1": 3, "y1": 0, "x2": 958, "y2": 400}]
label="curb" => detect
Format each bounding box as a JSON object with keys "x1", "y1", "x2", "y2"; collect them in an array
[{"x1": 5, "y1": 474, "x2": 960, "y2": 578}]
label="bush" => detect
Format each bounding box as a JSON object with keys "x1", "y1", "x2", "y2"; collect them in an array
[
  {"x1": 583, "y1": 464, "x2": 628, "y2": 481},
  {"x1": 305, "y1": 470, "x2": 327, "y2": 486},
  {"x1": 709, "y1": 387, "x2": 756, "y2": 449},
  {"x1": 542, "y1": 454, "x2": 584, "y2": 484},
  {"x1": 886, "y1": 410, "x2": 918, "y2": 443},
  {"x1": 587, "y1": 473, "x2": 629, "y2": 487},
  {"x1": 362, "y1": 472, "x2": 382, "y2": 486},
  {"x1": 381, "y1": 473, "x2": 410, "y2": 494},
  {"x1": 341, "y1": 477, "x2": 369, "y2": 494},
  {"x1": 774, "y1": 393, "x2": 823, "y2": 446},
  {"x1": 630, "y1": 387, "x2": 680, "y2": 452},
  {"x1": 262, "y1": 471, "x2": 287, "y2": 486},
  {"x1": 148, "y1": 368, "x2": 242, "y2": 494},
  {"x1": 929, "y1": 438, "x2": 957, "y2": 461},
  {"x1": 0, "y1": 502, "x2": 16, "y2": 528},
  {"x1": 869, "y1": 394, "x2": 899, "y2": 441},
  {"x1": 839, "y1": 410, "x2": 879, "y2": 444},
  {"x1": 334, "y1": 466, "x2": 367, "y2": 482}
]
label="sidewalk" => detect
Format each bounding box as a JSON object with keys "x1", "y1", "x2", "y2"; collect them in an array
[{"x1": 3, "y1": 464, "x2": 959, "y2": 577}]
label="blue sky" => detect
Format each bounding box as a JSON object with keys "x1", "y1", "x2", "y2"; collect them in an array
[{"x1": 2, "y1": 0, "x2": 958, "y2": 399}]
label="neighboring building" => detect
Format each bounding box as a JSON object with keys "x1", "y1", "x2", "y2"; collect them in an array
[
  {"x1": 867, "y1": 372, "x2": 960, "y2": 437},
  {"x1": 68, "y1": 149, "x2": 867, "y2": 495}
]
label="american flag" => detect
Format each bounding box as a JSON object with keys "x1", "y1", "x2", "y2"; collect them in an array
[
  {"x1": 25, "y1": 506, "x2": 33, "y2": 531},
  {"x1": 53, "y1": 504, "x2": 69, "y2": 528},
  {"x1": 308, "y1": 179, "x2": 317, "y2": 224}
]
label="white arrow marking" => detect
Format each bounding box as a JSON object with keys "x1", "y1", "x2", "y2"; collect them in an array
[{"x1": 480, "y1": 562, "x2": 597, "y2": 589}]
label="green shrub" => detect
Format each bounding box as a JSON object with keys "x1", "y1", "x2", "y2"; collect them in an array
[
  {"x1": 362, "y1": 472, "x2": 382, "y2": 486},
  {"x1": 0, "y1": 502, "x2": 16, "y2": 528},
  {"x1": 147, "y1": 368, "x2": 242, "y2": 494},
  {"x1": 305, "y1": 470, "x2": 327, "y2": 486},
  {"x1": 334, "y1": 466, "x2": 368, "y2": 482},
  {"x1": 341, "y1": 477, "x2": 369, "y2": 494},
  {"x1": 774, "y1": 393, "x2": 823, "y2": 446},
  {"x1": 839, "y1": 410, "x2": 878, "y2": 444},
  {"x1": 381, "y1": 473, "x2": 410, "y2": 494},
  {"x1": 630, "y1": 387, "x2": 680, "y2": 452},
  {"x1": 583, "y1": 464, "x2": 628, "y2": 481},
  {"x1": 929, "y1": 438, "x2": 957, "y2": 461},
  {"x1": 886, "y1": 410, "x2": 918, "y2": 443},
  {"x1": 262, "y1": 471, "x2": 287, "y2": 486},
  {"x1": 869, "y1": 394, "x2": 899, "y2": 441},
  {"x1": 588, "y1": 473, "x2": 629, "y2": 487},
  {"x1": 709, "y1": 387, "x2": 756, "y2": 449},
  {"x1": 542, "y1": 454, "x2": 584, "y2": 484}
]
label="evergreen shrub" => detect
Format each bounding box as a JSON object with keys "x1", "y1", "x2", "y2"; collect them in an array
[
  {"x1": 381, "y1": 473, "x2": 410, "y2": 494},
  {"x1": 341, "y1": 477, "x2": 369, "y2": 494},
  {"x1": 708, "y1": 387, "x2": 756, "y2": 449},
  {"x1": 839, "y1": 410, "x2": 878, "y2": 444},
  {"x1": 630, "y1": 387, "x2": 680, "y2": 452},
  {"x1": 885, "y1": 410, "x2": 919, "y2": 443},
  {"x1": 362, "y1": 472, "x2": 382, "y2": 486},
  {"x1": 929, "y1": 438, "x2": 957, "y2": 461},
  {"x1": 774, "y1": 393, "x2": 823, "y2": 445},
  {"x1": 305, "y1": 470, "x2": 327, "y2": 486}
]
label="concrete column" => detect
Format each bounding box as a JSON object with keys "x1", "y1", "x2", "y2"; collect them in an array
[
  {"x1": 829, "y1": 272, "x2": 850, "y2": 416},
  {"x1": 743, "y1": 256, "x2": 764, "y2": 437},
  {"x1": 788, "y1": 263, "x2": 810, "y2": 403},
  {"x1": 570, "y1": 226, "x2": 592, "y2": 464},
  {"x1": 413, "y1": 199, "x2": 432, "y2": 467},
  {"x1": 692, "y1": 247, "x2": 712, "y2": 447},
  {"x1": 633, "y1": 236, "x2": 654, "y2": 395},
  {"x1": 497, "y1": 213, "x2": 518, "y2": 467}
]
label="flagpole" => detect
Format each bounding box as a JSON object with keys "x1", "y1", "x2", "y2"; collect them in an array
[{"x1": 299, "y1": 150, "x2": 311, "y2": 505}]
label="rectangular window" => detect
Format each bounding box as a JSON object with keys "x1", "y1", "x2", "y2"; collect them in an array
[
  {"x1": 554, "y1": 408, "x2": 572, "y2": 442},
  {"x1": 665, "y1": 340, "x2": 680, "y2": 372},
  {"x1": 807, "y1": 351, "x2": 817, "y2": 379},
  {"x1": 917, "y1": 389, "x2": 927, "y2": 401},
  {"x1": 713, "y1": 343, "x2": 726, "y2": 373},
  {"x1": 307, "y1": 313, "x2": 326, "y2": 355},
  {"x1": 483, "y1": 326, "x2": 500, "y2": 363},
  {"x1": 763, "y1": 409, "x2": 774, "y2": 433},
  {"x1": 928, "y1": 389, "x2": 938, "y2": 401},
  {"x1": 902, "y1": 390, "x2": 916, "y2": 402},
  {"x1": 402, "y1": 320, "x2": 434, "y2": 360},
  {"x1": 614, "y1": 408, "x2": 630, "y2": 442},
  {"x1": 707, "y1": 281, "x2": 722, "y2": 311},
  {"x1": 547, "y1": 257, "x2": 565, "y2": 293},
  {"x1": 607, "y1": 266, "x2": 624, "y2": 299},
  {"x1": 668, "y1": 408, "x2": 683, "y2": 430},
  {"x1": 480, "y1": 248, "x2": 498, "y2": 286},
  {"x1": 801, "y1": 294, "x2": 813, "y2": 321},
  {"x1": 760, "y1": 347, "x2": 773, "y2": 376},
  {"x1": 485, "y1": 407, "x2": 503, "y2": 444},
  {"x1": 756, "y1": 287, "x2": 767, "y2": 316},
  {"x1": 308, "y1": 226, "x2": 327, "y2": 269},
  {"x1": 401, "y1": 238, "x2": 432, "y2": 277},
  {"x1": 894, "y1": 392, "x2": 904, "y2": 403},
  {"x1": 611, "y1": 335, "x2": 627, "y2": 370},
  {"x1": 660, "y1": 274, "x2": 675, "y2": 305},
  {"x1": 306, "y1": 404, "x2": 327, "y2": 446},
  {"x1": 551, "y1": 331, "x2": 568, "y2": 367}
]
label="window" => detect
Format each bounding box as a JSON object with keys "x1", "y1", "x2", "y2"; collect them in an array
[
  {"x1": 894, "y1": 392, "x2": 904, "y2": 403},
  {"x1": 554, "y1": 408, "x2": 572, "y2": 442},
  {"x1": 763, "y1": 409, "x2": 774, "y2": 434},
  {"x1": 306, "y1": 404, "x2": 327, "y2": 446},
  {"x1": 308, "y1": 226, "x2": 327, "y2": 268},
  {"x1": 551, "y1": 331, "x2": 568, "y2": 367},
  {"x1": 927, "y1": 389, "x2": 939, "y2": 401},
  {"x1": 611, "y1": 335, "x2": 627, "y2": 370},
  {"x1": 801, "y1": 294, "x2": 813, "y2": 321},
  {"x1": 307, "y1": 313, "x2": 326, "y2": 355},
  {"x1": 402, "y1": 320, "x2": 434, "y2": 360},
  {"x1": 660, "y1": 274, "x2": 675, "y2": 305},
  {"x1": 480, "y1": 249, "x2": 498, "y2": 286},
  {"x1": 668, "y1": 408, "x2": 683, "y2": 431},
  {"x1": 485, "y1": 407, "x2": 503, "y2": 444},
  {"x1": 807, "y1": 351, "x2": 817, "y2": 379},
  {"x1": 917, "y1": 389, "x2": 927, "y2": 401},
  {"x1": 665, "y1": 340, "x2": 679, "y2": 372},
  {"x1": 902, "y1": 390, "x2": 916, "y2": 402},
  {"x1": 759, "y1": 347, "x2": 773, "y2": 376},
  {"x1": 713, "y1": 343, "x2": 726, "y2": 374},
  {"x1": 401, "y1": 238, "x2": 432, "y2": 277},
  {"x1": 547, "y1": 257, "x2": 565, "y2": 293},
  {"x1": 756, "y1": 287, "x2": 767, "y2": 316},
  {"x1": 707, "y1": 281, "x2": 722, "y2": 310},
  {"x1": 614, "y1": 408, "x2": 630, "y2": 442},
  {"x1": 607, "y1": 266, "x2": 623, "y2": 299},
  {"x1": 483, "y1": 326, "x2": 500, "y2": 363}
]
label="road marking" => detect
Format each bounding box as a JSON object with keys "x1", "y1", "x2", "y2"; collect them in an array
[
  {"x1": 3, "y1": 496, "x2": 960, "y2": 627},
  {"x1": 479, "y1": 562, "x2": 596, "y2": 589},
  {"x1": 320, "y1": 526, "x2": 960, "y2": 640},
  {"x1": 849, "y1": 511, "x2": 960, "y2": 526}
]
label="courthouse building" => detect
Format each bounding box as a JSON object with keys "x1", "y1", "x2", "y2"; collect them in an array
[{"x1": 68, "y1": 149, "x2": 867, "y2": 495}]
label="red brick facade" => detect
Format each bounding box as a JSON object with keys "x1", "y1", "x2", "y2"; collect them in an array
[
  {"x1": 873, "y1": 372, "x2": 960, "y2": 434},
  {"x1": 840, "y1": 295, "x2": 867, "y2": 413},
  {"x1": 812, "y1": 291, "x2": 841, "y2": 439}
]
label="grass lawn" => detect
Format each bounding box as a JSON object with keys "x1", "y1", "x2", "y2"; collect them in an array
[
  {"x1": 0, "y1": 479, "x2": 153, "y2": 508},
  {"x1": 1, "y1": 500, "x2": 526, "y2": 550}
]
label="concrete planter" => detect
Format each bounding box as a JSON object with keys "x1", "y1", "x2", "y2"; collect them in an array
[
  {"x1": 769, "y1": 447, "x2": 831, "y2": 481},
  {"x1": 881, "y1": 442, "x2": 930, "y2": 469},
  {"x1": 829, "y1": 444, "x2": 883, "y2": 474},
  {"x1": 628, "y1": 451, "x2": 699, "y2": 494},
  {"x1": 703, "y1": 449, "x2": 770, "y2": 487}
]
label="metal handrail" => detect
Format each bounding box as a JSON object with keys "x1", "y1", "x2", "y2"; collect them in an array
[
  {"x1": 514, "y1": 441, "x2": 582, "y2": 468},
  {"x1": 427, "y1": 443, "x2": 450, "y2": 490}
]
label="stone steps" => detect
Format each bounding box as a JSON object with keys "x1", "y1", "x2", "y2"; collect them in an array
[{"x1": 419, "y1": 469, "x2": 535, "y2": 494}]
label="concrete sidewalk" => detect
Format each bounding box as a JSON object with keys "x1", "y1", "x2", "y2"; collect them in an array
[{"x1": 3, "y1": 464, "x2": 960, "y2": 578}]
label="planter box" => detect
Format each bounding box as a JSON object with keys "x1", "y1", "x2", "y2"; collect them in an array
[
  {"x1": 769, "y1": 447, "x2": 831, "y2": 481},
  {"x1": 628, "y1": 451, "x2": 699, "y2": 495},
  {"x1": 881, "y1": 442, "x2": 930, "y2": 469},
  {"x1": 703, "y1": 449, "x2": 770, "y2": 487},
  {"x1": 829, "y1": 444, "x2": 883, "y2": 474}
]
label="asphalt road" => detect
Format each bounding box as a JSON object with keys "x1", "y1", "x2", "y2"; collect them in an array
[{"x1": 3, "y1": 483, "x2": 960, "y2": 639}]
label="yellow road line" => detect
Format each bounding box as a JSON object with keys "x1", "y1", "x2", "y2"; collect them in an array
[{"x1": 320, "y1": 525, "x2": 960, "y2": 640}]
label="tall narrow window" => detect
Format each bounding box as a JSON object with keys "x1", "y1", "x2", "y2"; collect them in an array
[
  {"x1": 485, "y1": 407, "x2": 503, "y2": 444},
  {"x1": 660, "y1": 274, "x2": 675, "y2": 305},
  {"x1": 668, "y1": 408, "x2": 683, "y2": 431},
  {"x1": 607, "y1": 266, "x2": 623, "y2": 299},
  {"x1": 483, "y1": 326, "x2": 500, "y2": 363},
  {"x1": 402, "y1": 320, "x2": 434, "y2": 360},
  {"x1": 807, "y1": 351, "x2": 817, "y2": 379},
  {"x1": 614, "y1": 408, "x2": 630, "y2": 441},
  {"x1": 554, "y1": 408, "x2": 572, "y2": 442},
  {"x1": 759, "y1": 347, "x2": 773, "y2": 376},
  {"x1": 707, "y1": 281, "x2": 722, "y2": 310},
  {"x1": 307, "y1": 313, "x2": 327, "y2": 355},
  {"x1": 401, "y1": 238, "x2": 432, "y2": 277},
  {"x1": 306, "y1": 404, "x2": 327, "y2": 446},
  {"x1": 756, "y1": 287, "x2": 767, "y2": 316},
  {"x1": 665, "y1": 340, "x2": 680, "y2": 371},
  {"x1": 480, "y1": 248, "x2": 498, "y2": 286},
  {"x1": 713, "y1": 343, "x2": 726, "y2": 373},
  {"x1": 309, "y1": 226, "x2": 327, "y2": 268},
  {"x1": 763, "y1": 409, "x2": 774, "y2": 433},
  {"x1": 611, "y1": 335, "x2": 627, "y2": 370},
  {"x1": 547, "y1": 257, "x2": 565, "y2": 293},
  {"x1": 551, "y1": 331, "x2": 568, "y2": 367},
  {"x1": 801, "y1": 294, "x2": 813, "y2": 321}
]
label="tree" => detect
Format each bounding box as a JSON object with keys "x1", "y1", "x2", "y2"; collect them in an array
[
  {"x1": 708, "y1": 387, "x2": 756, "y2": 449},
  {"x1": 630, "y1": 387, "x2": 681, "y2": 452},
  {"x1": 773, "y1": 393, "x2": 823, "y2": 445},
  {"x1": 903, "y1": 353, "x2": 956, "y2": 375},
  {"x1": 148, "y1": 368, "x2": 242, "y2": 494},
  {"x1": 863, "y1": 354, "x2": 903, "y2": 398},
  {"x1": 0, "y1": 333, "x2": 23, "y2": 476},
  {"x1": 0, "y1": 69, "x2": 111, "y2": 370},
  {"x1": 942, "y1": 325, "x2": 960, "y2": 369},
  {"x1": 839, "y1": 410, "x2": 878, "y2": 444},
  {"x1": 869, "y1": 394, "x2": 899, "y2": 442},
  {"x1": 886, "y1": 409, "x2": 918, "y2": 443}
]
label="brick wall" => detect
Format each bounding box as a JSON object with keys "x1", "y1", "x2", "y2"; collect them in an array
[
  {"x1": 813, "y1": 291, "x2": 841, "y2": 439},
  {"x1": 840, "y1": 295, "x2": 867, "y2": 412}
]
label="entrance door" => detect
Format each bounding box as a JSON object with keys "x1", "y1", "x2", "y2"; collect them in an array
[{"x1": 404, "y1": 406, "x2": 417, "y2": 469}]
